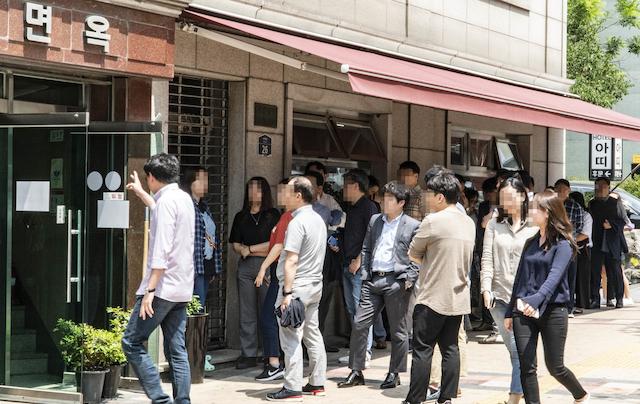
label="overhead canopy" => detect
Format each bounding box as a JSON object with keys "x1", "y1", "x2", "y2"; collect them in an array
[{"x1": 185, "y1": 9, "x2": 640, "y2": 141}]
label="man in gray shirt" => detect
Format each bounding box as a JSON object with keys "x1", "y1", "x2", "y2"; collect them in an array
[{"x1": 267, "y1": 177, "x2": 328, "y2": 402}]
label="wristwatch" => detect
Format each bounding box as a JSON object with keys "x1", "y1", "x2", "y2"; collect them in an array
[
  {"x1": 146, "y1": 288, "x2": 156, "y2": 294},
  {"x1": 282, "y1": 290, "x2": 293, "y2": 297}
]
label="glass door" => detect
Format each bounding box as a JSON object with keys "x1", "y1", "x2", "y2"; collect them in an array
[
  {"x1": 0, "y1": 113, "x2": 89, "y2": 391},
  {"x1": 1, "y1": 115, "x2": 161, "y2": 401}
]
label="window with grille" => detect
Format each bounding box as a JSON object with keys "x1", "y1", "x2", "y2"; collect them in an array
[{"x1": 168, "y1": 75, "x2": 229, "y2": 349}]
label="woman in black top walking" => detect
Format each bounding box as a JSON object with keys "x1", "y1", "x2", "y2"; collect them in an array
[
  {"x1": 505, "y1": 190, "x2": 589, "y2": 404},
  {"x1": 230, "y1": 177, "x2": 280, "y2": 369}
]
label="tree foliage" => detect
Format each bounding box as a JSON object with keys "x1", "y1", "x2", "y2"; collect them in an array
[{"x1": 568, "y1": 0, "x2": 640, "y2": 107}]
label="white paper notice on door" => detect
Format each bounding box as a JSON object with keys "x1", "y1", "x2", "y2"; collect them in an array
[
  {"x1": 97, "y1": 200, "x2": 130, "y2": 229},
  {"x1": 16, "y1": 181, "x2": 50, "y2": 212}
]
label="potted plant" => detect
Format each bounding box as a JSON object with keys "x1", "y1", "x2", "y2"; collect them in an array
[
  {"x1": 101, "y1": 307, "x2": 131, "y2": 399},
  {"x1": 185, "y1": 296, "x2": 208, "y2": 383},
  {"x1": 54, "y1": 319, "x2": 110, "y2": 404}
]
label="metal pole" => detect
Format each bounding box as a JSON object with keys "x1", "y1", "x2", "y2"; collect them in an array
[{"x1": 611, "y1": 163, "x2": 640, "y2": 193}]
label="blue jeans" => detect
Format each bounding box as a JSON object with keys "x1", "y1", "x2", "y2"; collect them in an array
[
  {"x1": 342, "y1": 266, "x2": 372, "y2": 354},
  {"x1": 122, "y1": 297, "x2": 191, "y2": 404},
  {"x1": 260, "y1": 266, "x2": 281, "y2": 358},
  {"x1": 490, "y1": 300, "x2": 523, "y2": 395},
  {"x1": 193, "y1": 274, "x2": 208, "y2": 309}
]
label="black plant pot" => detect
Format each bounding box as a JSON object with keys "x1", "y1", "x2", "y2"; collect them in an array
[
  {"x1": 76, "y1": 369, "x2": 109, "y2": 404},
  {"x1": 102, "y1": 364, "x2": 122, "y2": 399},
  {"x1": 186, "y1": 313, "x2": 208, "y2": 384}
]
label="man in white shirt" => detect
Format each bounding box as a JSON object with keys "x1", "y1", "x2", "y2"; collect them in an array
[{"x1": 122, "y1": 153, "x2": 195, "y2": 404}]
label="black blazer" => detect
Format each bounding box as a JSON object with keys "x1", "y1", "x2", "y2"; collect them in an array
[{"x1": 360, "y1": 213, "x2": 421, "y2": 283}]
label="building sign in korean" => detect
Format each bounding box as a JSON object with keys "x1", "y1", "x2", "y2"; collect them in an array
[
  {"x1": 0, "y1": 0, "x2": 175, "y2": 78},
  {"x1": 589, "y1": 135, "x2": 623, "y2": 180},
  {"x1": 24, "y1": 2, "x2": 110, "y2": 53}
]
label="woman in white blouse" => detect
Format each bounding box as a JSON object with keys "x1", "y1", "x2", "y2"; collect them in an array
[{"x1": 481, "y1": 176, "x2": 539, "y2": 404}]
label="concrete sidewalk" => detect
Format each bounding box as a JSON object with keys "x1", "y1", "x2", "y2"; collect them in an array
[{"x1": 111, "y1": 287, "x2": 640, "y2": 404}]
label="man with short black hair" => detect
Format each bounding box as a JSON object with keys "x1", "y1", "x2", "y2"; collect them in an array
[
  {"x1": 404, "y1": 169, "x2": 476, "y2": 404},
  {"x1": 555, "y1": 178, "x2": 585, "y2": 315},
  {"x1": 267, "y1": 177, "x2": 328, "y2": 401},
  {"x1": 305, "y1": 171, "x2": 339, "y2": 227},
  {"x1": 589, "y1": 177, "x2": 627, "y2": 309},
  {"x1": 342, "y1": 169, "x2": 380, "y2": 320},
  {"x1": 398, "y1": 161, "x2": 427, "y2": 221},
  {"x1": 338, "y1": 181, "x2": 420, "y2": 390},
  {"x1": 123, "y1": 153, "x2": 195, "y2": 404},
  {"x1": 306, "y1": 162, "x2": 345, "y2": 229}
]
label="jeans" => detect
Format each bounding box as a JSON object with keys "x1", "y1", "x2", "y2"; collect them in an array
[
  {"x1": 276, "y1": 282, "x2": 326, "y2": 391},
  {"x1": 193, "y1": 274, "x2": 208, "y2": 309},
  {"x1": 342, "y1": 267, "x2": 373, "y2": 355},
  {"x1": 406, "y1": 304, "x2": 462, "y2": 404},
  {"x1": 122, "y1": 297, "x2": 190, "y2": 404},
  {"x1": 490, "y1": 300, "x2": 523, "y2": 395},
  {"x1": 260, "y1": 265, "x2": 281, "y2": 358},
  {"x1": 513, "y1": 305, "x2": 587, "y2": 404}
]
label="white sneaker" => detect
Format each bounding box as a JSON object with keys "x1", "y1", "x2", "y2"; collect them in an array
[
  {"x1": 623, "y1": 298, "x2": 635, "y2": 306},
  {"x1": 568, "y1": 313, "x2": 575, "y2": 318}
]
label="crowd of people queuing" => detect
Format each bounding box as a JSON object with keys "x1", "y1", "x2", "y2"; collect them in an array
[{"x1": 119, "y1": 153, "x2": 635, "y2": 404}]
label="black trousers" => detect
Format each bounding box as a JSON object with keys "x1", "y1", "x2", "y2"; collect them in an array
[
  {"x1": 590, "y1": 248, "x2": 623, "y2": 303},
  {"x1": 406, "y1": 304, "x2": 461, "y2": 404},
  {"x1": 567, "y1": 259, "x2": 577, "y2": 312},
  {"x1": 513, "y1": 306, "x2": 587, "y2": 404},
  {"x1": 575, "y1": 245, "x2": 591, "y2": 309}
]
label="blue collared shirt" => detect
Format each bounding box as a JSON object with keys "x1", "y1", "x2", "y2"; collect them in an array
[{"x1": 371, "y1": 213, "x2": 402, "y2": 273}]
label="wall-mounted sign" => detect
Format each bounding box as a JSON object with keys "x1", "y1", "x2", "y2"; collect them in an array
[
  {"x1": 258, "y1": 135, "x2": 272, "y2": 157},
  {"x1": 589, "y1": 135, "x2": 623, "y2": 180},
  {"x1": 24, "y1": 1, "x2": 111, "y2": 53},
  {"x1": 50, "y1": 158, "x2": 63, "y2": 189},
  {"x1": 49, "y1": 129, "x2": 64, "y2": 142}
]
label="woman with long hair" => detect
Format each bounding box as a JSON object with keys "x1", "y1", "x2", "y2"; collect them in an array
[
  {"x1": 505, "y1": 190, "x2": 589, "y2": 404},
  {"x1": 568, "y1": 191, "x2": 592, "y2": 312},
  {"x1": 253, "y1": 179, "x2": 291, "y2": 381},
  {"x1": 229, "y1": 177, "x2": 280, "y2": 369},
  {"x1": 481, "y1": 176, "x2": 538, "y2": 404}
]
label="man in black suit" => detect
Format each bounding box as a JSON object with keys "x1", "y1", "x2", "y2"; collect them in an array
[
  {"x1": 338, "y1": 181, "x2": 420, "y2": 390},
  {"x1": 589, "y1": 177, "x2": 628, "y2": 309}
]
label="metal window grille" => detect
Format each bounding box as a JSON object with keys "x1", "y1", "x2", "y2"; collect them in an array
[{"x1": 168, "y1": 75, "x2": 229, "y2": 349}]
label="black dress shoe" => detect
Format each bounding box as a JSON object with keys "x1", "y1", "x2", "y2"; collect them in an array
[
  {"x1": 589, "y1": 301, "x2": 600, "y2": 309},
  {"x1": 337, "y1": 370, "x2": 365, "y2": 388},
  {"x1": 380, "y1": 372, "x2": 400, "y2": 389},
  {"x1": 606, "y1": 299, "x2": 615, "y2": 307},
  {"x1": 616, "y1": 300, "x2": 624, "y2": 308}
]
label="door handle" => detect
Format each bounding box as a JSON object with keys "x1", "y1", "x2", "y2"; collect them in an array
[
  {"x1": 66, "y1": 209, "x2": 81, "y2": 303},
  {"x1": 66, "y1": 210, "x2": 72, "y2": 303},
  {"x1": 75, "y1": 210, "x2": 82, "y2": 303}
]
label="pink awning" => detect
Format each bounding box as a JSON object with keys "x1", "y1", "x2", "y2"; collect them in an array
[{"x1": 185, "y1": 10, "x2": 640, "y2": 141}]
